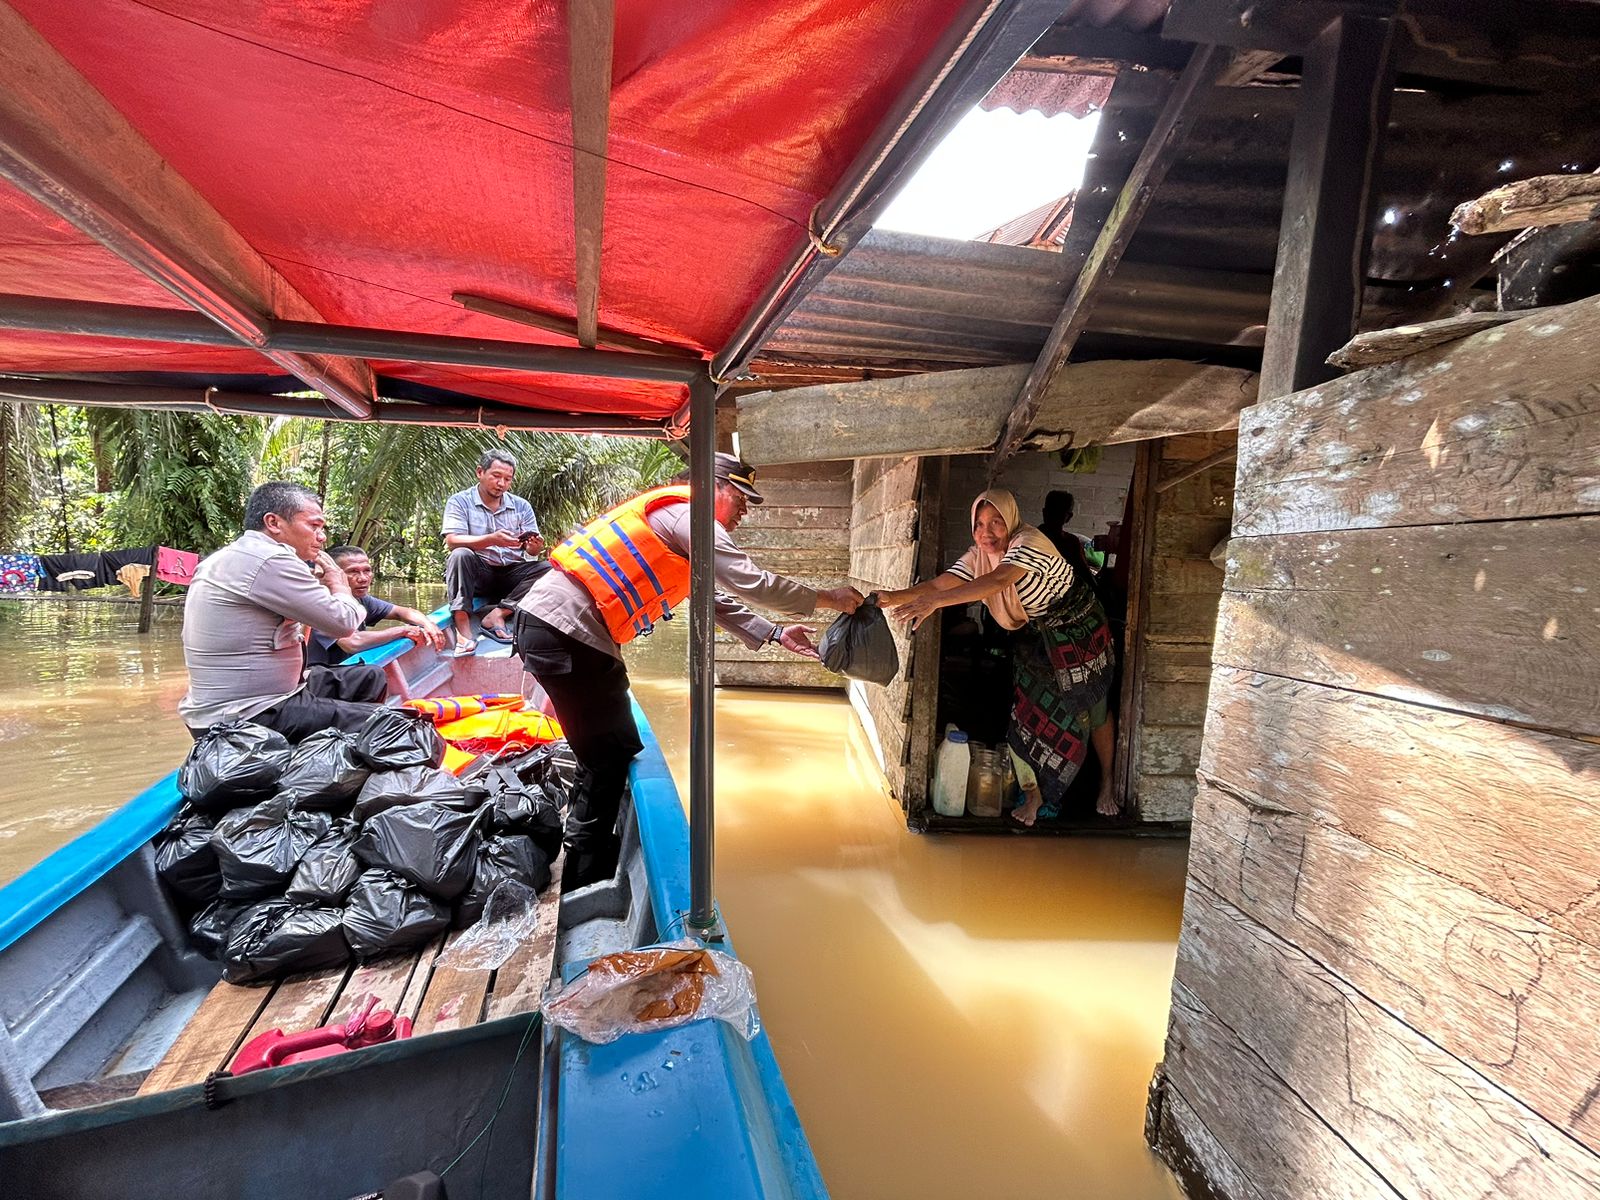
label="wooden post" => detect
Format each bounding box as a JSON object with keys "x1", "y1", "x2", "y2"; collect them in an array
[
  {"x1": 1112, "y1": 440, "x2": 1160, "y2": 815},
  {"x1": 1259, "y1": 15, "x2": 1396, "y2": 400},
  {"x1": 902, "y1": 455, "x2": 948, "y2": 821},
  {"x1": 136, "y1": 559, "x2": 157, "y2": 634},
  {"x1": 567, "y1": 0, "x2": 614, "y2": 350}
]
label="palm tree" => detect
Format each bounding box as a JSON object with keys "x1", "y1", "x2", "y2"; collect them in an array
[{"x1": 0, "y1": 401, "x2": 44, "y2": 547}]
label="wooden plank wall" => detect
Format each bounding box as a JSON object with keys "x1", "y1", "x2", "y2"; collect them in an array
[
  {"x1": 715, "y1": 460, "x2": 851, "y2": 690},
  {"x1": 1149, "y1": 296, "x2": 1600, "y2": 1199},
  {"x1": 845, "y1": 456, "x2": 926, "y2": 802},
  {"x1": 1133, "y1": 431, "x2": 1235, "y2": 823}
]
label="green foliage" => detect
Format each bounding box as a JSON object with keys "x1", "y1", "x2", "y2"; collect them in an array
[{"x1": 5, "y1": 403, "x2": 681, "y2": 579}]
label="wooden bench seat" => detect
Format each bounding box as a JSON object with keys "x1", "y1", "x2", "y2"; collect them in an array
[{"x1": 138, "y1": 854, "x2": 562, "y2": 1096}]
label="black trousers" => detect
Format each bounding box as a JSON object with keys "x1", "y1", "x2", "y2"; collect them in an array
[
  {"x1": 513, "y1": 612, "x2": 642, "y2": 890},
  {"x1": 252, "y1": 664, "x2": 386, "y2": 742},
  {"x1": 445, "y1": 549, "x2": 549, "y2": 614}
]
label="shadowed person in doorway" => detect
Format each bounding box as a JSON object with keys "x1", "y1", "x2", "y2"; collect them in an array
[
  {"x1": 302, "y1": 545, "x2": 448, "y2": 668},
  {"x1": 879, "y1": 487, "x2": 1118, "y2": 824},
  {"x1": 179, "y1": 482, "x2": 386, "y2": 741},
  {"x1": 441, "y1": 449, "x2": 551, "y2": 654},
  {"x1": 514, "y1": 453, "x2": 866, "y2": 891}
]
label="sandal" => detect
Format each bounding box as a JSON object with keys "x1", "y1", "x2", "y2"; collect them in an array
[
  {"x1": 479, "y1": 624, "x2": 513, "y2": 645},
  {"x1": 453, "y1": 637, "x2": 478, "y2": 656}
]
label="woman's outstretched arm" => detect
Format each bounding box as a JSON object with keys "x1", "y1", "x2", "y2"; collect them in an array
[{"x1": 882, "y1": 564, "x2": 1025, "y2": 629}]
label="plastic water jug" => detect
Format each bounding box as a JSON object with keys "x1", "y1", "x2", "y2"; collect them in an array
[{"x1": 932, "y1": 729, "x2": 970, "y2": 818}]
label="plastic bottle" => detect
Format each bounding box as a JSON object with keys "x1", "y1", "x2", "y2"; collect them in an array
[
  {"x1": 931, "y1": 728, "x2": 971, "y2": 818},
  {"x1": 965, "y1": 746, "x2": 1004, "y2": 818}
]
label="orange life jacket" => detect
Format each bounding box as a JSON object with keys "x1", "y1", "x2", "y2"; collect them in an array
[{"x1": 550, "y1": 485, "x2": 691, "y2": 644}]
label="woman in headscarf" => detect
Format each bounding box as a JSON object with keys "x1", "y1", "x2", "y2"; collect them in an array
[{"x1": 878, "y1": 488, "x2": 1117, "y2": 824}]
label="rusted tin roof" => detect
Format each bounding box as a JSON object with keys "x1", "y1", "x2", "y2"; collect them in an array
[{"x1": 758, "y1": 37, "x2": 1597, "y2": 382}]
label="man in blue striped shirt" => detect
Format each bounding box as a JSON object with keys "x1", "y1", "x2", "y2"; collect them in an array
[{"x1": 441, "y1": 449, "x2": 551, "y2": 653}]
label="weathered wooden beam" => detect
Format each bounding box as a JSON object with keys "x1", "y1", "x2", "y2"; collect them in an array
[
  {"x1": 1258, "y1": 15, "x2": 1396, "y2": 400},
  {"x1": 1495, "y1": 223, "x2": 1600, "y2": 310},
  {"x1": 1237, "y1": 292, "x2": 1600, "y2": 537},
  {"x1": 1218, "y1": 516, "x2": 1600, "y2": 738},
  {"x1": 1325, "y1": 307, "x2": 1550, "y2": 369},
  {"x1": 1154, "y1": 444, "x2": 1236, "y2": 493},
  {"x1": 1452, "y1": 171, "x2": 1600, "y2": 236},
  {"x1": 1215, "y1": 47, "x2": 1286, "y2": 86},
  {"x1": 1191, "y1": 779, "x2": 1600, "y2": 1152},
  {"x1": 452, "y1": 291, "x2": 696, "y2": 359},
  {"x1": 1174, "y1": 884, "x2": 1600, "y2": 1199},
  {"x1": 567, "y1": 0, "x2": 614, "y2": 350},
  {"x1": 736, "y1": 358, "x2": 1258, "y2": 466},
  {"x1": 0, "y1": 2, "x2": 375, "y2": 418},
  {"x1": 1200, "y1": 668, "x2": 1600, "y2": 948},
  {"x1": 988, "y1": 44, "x2": 1227, "y2": 476}
]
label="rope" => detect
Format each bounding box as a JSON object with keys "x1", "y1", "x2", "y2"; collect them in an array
[{"x1": 806, "y1": 202, "x2": 843, "y2": 258}]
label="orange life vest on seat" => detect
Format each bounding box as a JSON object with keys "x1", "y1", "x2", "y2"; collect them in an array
[{"x1": 550, "y1": 485, "x2": 691, "y2": 644}]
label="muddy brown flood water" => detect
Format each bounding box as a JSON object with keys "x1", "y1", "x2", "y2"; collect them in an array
[{"x1": 0, "y1": 588, "x2": 1186, "y2": 1199}]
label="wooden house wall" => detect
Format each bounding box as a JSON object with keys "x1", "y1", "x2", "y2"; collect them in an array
[
  {"x1": 1148, "y1": 298, "x2": 1600, "y2": 1198},
  {"x1": 1129, "y1": 432, "x2": 1235, "y2": 823},
  {"x1": 714, "y1": 460, "x2": 851, "y2": 690},
  {"x1": 843, "y1": 455, "x2": 941, "y2": 806}
]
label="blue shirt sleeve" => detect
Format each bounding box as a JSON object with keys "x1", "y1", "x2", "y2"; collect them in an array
[
  {"x1": 441, "y1": 491, "x2": 469, "y2": 536},
  {"x1": 363, "y1": 595, "x2": 396, "y2": 625},
  {"x1": 515, "y1": 495, "x2": 539, "y2": 535}
]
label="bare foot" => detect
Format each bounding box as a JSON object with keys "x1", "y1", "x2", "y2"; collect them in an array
[
  {"x1": 1010, "y1": 789, "x2": 1043, "y2": 828},
  {"x1": 1095, "y1": 786, "x2": 1120, "y2": 818}
]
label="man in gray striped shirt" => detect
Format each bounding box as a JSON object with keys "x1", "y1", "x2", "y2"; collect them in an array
[{"x1": 441, "y1": 449, "x2": 551, "y2": 652}]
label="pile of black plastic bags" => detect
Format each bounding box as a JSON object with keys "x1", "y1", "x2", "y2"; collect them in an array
[{"x1": 153, "y1": 708, "x2": 569, "y2": 983}]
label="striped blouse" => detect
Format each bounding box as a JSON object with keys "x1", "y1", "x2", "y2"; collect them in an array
[{"x1": 947, "y1": 539, "x2": 1075, "y2": 619}]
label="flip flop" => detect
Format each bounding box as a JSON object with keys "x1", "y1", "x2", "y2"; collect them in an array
[
  {"x1": 479, "y1": 625, "x2": 513, "y2": 644},
  {"x1": 453, "y1": 637, "x2": 478, "y2": 656}
]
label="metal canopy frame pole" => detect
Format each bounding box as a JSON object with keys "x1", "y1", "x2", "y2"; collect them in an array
[
  {"x1": 685, "y1": 371, "x2": 719, "y2": 936},
  {"x1": 0, "y1": 293, "x2": 701, "y2": 385}
]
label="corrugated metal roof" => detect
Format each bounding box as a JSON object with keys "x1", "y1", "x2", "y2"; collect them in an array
[
  {"x1": 980, "y1": 194, "x2": 1075, "y2": 247},
  {"x1": 758, "y1": 45, "x2": 1598, "y2": 381}
]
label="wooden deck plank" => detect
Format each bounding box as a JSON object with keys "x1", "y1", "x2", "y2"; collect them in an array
[
  {"x1": 397, "y1": 934, "x2": 448, "y2": 1022},
  {"x1": 413, "y1": 930, "x2": 492, "y2": 1036},
  {"x1": 237, "y1": 964, "x2": 353, "y2": 1051},
  {"x1": 136, "y1": 980, "x2": 275, "y2": 1094},
  {"x1": 485, "y1": 852, "x2": 565, "y2": 1021},
  {"x1": 336, "y1": 953, "x2": 421, "y2": 1017}
]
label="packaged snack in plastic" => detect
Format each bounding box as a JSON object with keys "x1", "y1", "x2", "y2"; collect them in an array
[
  {"x1": 280, "y1": 729, "x2": 370, "y2": 811},
  {"x1": 541, "y1": 940, "x2": 759, "y2": 1045},
  {"x1": 341, "y1": 869, "x2": 450, "y2": 961},
  {"x1": 351, "y1": 765, "x2": 469, "y2": 822},
  {"x1": 212, "y1": 795, "x2": 332, "y2": 901},
  {"x1": 178, "y1": 721, "x2": 292, "y2": 812},
  {"x1": 154, "y1": 804, "x2": 221, "y2": 907},
  {"x1": 354, "y1": 707, "x2": 446, "y2": 770},
  {"x1": 439, "y1": 879, "x2": 540, "y2": 971}
]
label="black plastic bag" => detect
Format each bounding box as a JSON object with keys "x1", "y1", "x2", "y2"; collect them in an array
[
  {"x1": 353, "y1": 802, "x2": 484, "y2": 900},
  {"x1": 279, "y1": 729, "x2": 370, "y2": 812},
  {"x1": 342, "y1": 869, "x2": 451, "y2": 960},
  {"x1": 178, "y1": 721, "x2": 293, "y2": 812},
  {"x1": 351, "y1": 765, "x2": 469, "y2": 822},
  {"x1": 153, "y1": 805, "x2": 221, "y2": 908},
  {"x1": 818, "y1": 599, "x2": 899, "y2": 685},
  {"x1": 221, "y1": 899, "x2": 349, "y2": 984},
  {"x1": 454, "y1": 834, "x2": 551, "y2": 928},
  {"x1": 506, "y1": 740, "x2": 579, "y2": 802},
  {"x1": 211, "y1": 795, "x2": 332, "y2": 901},
  {"x1": 285, "y1": 822, "x2": 362, "y2": 904},
  {"x1": 188, "y1": 898, "x2": 250, "y2": 959},
  {"x1": 469, "y1": 764, "x2": 563, "y2": 859},
  {"x1": 353, "y1": 707, "x2": 446, "y2": 770}
]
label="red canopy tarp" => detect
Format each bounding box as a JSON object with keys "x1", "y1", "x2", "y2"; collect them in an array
[{"x1": 0, "y1": 0, "x2": 971, "y2": 417}]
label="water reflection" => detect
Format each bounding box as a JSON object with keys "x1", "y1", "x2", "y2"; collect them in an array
[{"x1": 1, "y1": 585, "x2": 1185, "y2": 1199}]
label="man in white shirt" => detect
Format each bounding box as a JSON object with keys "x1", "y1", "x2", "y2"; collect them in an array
[{"x1": 179, "y1": 482, "x2": 386, "y2": 741}]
